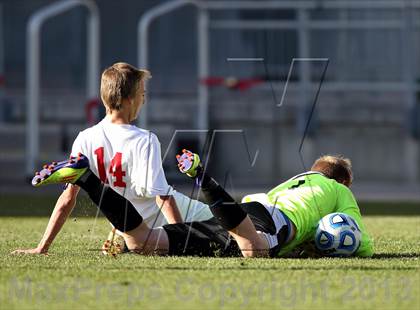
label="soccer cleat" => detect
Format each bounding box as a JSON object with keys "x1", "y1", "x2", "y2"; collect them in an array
[
  {"x1": 101, "y1": 228, "x2": 128, "y2": 256},
  {"x1": 176, "y1": 149, "x2": 202, "y2": 178},
  {"x1": 31, "y1": 153, "x2": 89, "y2": 187}
]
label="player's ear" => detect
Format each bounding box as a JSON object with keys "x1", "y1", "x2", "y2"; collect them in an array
[
  {"x1": 344, "y1": 179, "x2": 352, "y2": 188},
  {"x1": 339, "y1": 177, "x2": 351, "y2": 188},
  {"x1": 125, "y1": 96, "x2": 134, "y2": 106}
]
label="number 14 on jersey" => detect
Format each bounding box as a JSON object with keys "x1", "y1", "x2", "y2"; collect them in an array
[{"x1": 94, "y1": 147, "x2": 127, "y2": 187}]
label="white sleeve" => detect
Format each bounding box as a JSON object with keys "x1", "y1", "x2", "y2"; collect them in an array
[
  {"x1": 133, "y1": 133, "x2": 173, "y2": 198},
  {"x1": 70, "y1": 132, "x2": 85, "y2": 157}
]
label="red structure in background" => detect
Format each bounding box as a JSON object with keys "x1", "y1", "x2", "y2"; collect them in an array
[
  {"x1": 85, "y1": 98, "x2": 101, "y2": 125},
  {"x1": 201, "y1": 77, "x2": 263, "y2": 91}
]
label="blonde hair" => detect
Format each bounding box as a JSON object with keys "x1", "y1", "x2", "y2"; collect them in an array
[
  {"x1": 100, "y1": 62, "x2": 151, "y2": 111},
  {"x1": 311, "y1": 155, "x2": 353, "y2": 186}
]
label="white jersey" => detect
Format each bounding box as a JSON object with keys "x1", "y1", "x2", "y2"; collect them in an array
[{"x1": 71, "y1": 116, "x2": 212, "y2": 226}]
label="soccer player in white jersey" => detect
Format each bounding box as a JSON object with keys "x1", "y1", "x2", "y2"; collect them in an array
[
  {"x1": 19, "y1": 150, "x2": 372, "y2": 258},
  {"x1": 12, "y1": 62, "x2": 211, "y2": 255}
]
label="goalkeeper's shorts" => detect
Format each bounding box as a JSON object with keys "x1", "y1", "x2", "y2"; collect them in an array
[
  {"x1": 163, "y1": 217, "x2": 240, "y2": 257},
  {"x1": 163, "y1": 201, "x2": 290, "y2": 257}
]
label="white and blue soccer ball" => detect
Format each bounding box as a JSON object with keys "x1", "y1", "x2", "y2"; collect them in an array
[{"x1": 315, "y1": 213, "x2": 361, "y2": 257}]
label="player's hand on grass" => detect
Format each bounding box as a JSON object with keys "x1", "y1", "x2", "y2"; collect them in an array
[{"x1": 11, "y1": 247, "x2": 48, "y2": 255}]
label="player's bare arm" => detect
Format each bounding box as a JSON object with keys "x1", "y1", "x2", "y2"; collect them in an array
[
  {"x1": 11, "y1": 184, "x2": 80, "y2": 255},
  {"x1": 156, "y1": 195, "x2": 183, "y2": 224}
]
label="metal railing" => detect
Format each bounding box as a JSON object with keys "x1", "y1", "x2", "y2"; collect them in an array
[
  {"x1": 24, "y1": 0, "x2": 420, "y2": 180},
  {"x1": 137, "y1": 0, "x2": 420, "y2": 181},
  {"x1": 137, "y1": 0, "x2": 206, "y2": 130},
  {"x1": 26, "y1": 0, "x2": 100, "y2": 176},
  {"x1": 0, "y1": 4, "x2": 4, "y2": 80},
  {"x1": 138, "y1": 0, "x2": 420, "y2": 128}
]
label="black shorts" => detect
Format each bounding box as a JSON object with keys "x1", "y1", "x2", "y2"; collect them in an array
[
  {"x1": 162, "y1": 201, "x2": 288, "y2": 257},
  {"x1": 162, "y1": 217, "x2": 241, "y2": 257}
]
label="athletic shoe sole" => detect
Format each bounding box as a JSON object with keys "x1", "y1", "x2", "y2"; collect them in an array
[
  {"x1": 102, "y1": 228, "x2": 128, "y2": 256},
  {"x1": 32, "y1": 153, "x2": 89, "y2": 187},
  {"x1": 176, "y1": 149, "x2": 201, "y2": 177}
]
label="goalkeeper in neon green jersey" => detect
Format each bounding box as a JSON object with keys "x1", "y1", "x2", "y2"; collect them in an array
[
  {"x1": 177, "y1": 152, "x2": 373, "y2": 258},
  {"x1": 265, "y1": 171, "x2": 373, "y2": 257},
  {"x1": 272, "y1": 155, "x2": 373, "y2": 257}
]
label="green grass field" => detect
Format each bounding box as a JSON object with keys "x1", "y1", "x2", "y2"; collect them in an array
[{"x1": 0, "y1": 216, "x2": 419, "y2": 310}]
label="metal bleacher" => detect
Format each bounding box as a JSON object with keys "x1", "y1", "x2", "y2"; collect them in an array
[{"x1": 0, "y1": 0, "x2": 419, "y2": 201}]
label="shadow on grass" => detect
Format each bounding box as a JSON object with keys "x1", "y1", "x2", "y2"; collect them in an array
[
  {"x1": 371, "y1": 253, "x2": 420, "y2": 259},
  {"x1": 84, "y1": 249, "x2": 420, "y2": 260},
  {"x1": 23, "y1": 262, "x2": 418, "y2": 272}
]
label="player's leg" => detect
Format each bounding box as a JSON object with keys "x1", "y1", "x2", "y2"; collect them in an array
[
  {"x1": 76, "y1": 171, "x2": 172, "y2": 254},
  {"x1": 199, "y1": 178, "x2": 270, "y2": 257},
  {"x1": 161, "y1": 218, "x2": 240, "y2": 257},
  {"x1": 177, "y1": 150, "x2": 269, "y2": 257},
  {"x1": 32, "y1": 155, "x2": 170, "y2": 255}
]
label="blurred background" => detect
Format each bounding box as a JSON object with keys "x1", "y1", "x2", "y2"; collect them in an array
[{"x1": 0, "y1": 0, "x2": 419, "y2": 211}]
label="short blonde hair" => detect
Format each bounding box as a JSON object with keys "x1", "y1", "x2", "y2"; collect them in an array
[
  {"x1": 100, "y1": 62, "x2": 151, "y2": 111},
  {"x1": 311, "y1": 155, "x2": 353, "y2": 186}
]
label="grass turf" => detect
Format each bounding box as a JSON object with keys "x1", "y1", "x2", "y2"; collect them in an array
[
  {"x1": 0, "y1": 216, "x2": 418, "y2": 309},
  {"x1": 1, "y1": 193, "x2": 419, "y2": 216}
]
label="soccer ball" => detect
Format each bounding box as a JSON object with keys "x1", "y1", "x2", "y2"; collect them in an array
[{"x1": 315, "y1": 213, "x2": 361, "y2": 257}]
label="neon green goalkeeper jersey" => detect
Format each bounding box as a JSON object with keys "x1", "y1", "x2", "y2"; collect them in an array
[{"x1": 267, "y1": 172, "x2": 373, "y2": 257}]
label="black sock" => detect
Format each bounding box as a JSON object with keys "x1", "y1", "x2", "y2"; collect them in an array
[
  {"x1": 197, "y1": 172, "x2": 247, "y2": 230},
  {"x1": 75, "y1": 170, "x2": 143, "y2": 232},
  {"x1": 75, "y1": 170, "x2": 105, "y2": 205},
  {"x1": 199, "y1": 173, "x2": 235, "y2": 206}
]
